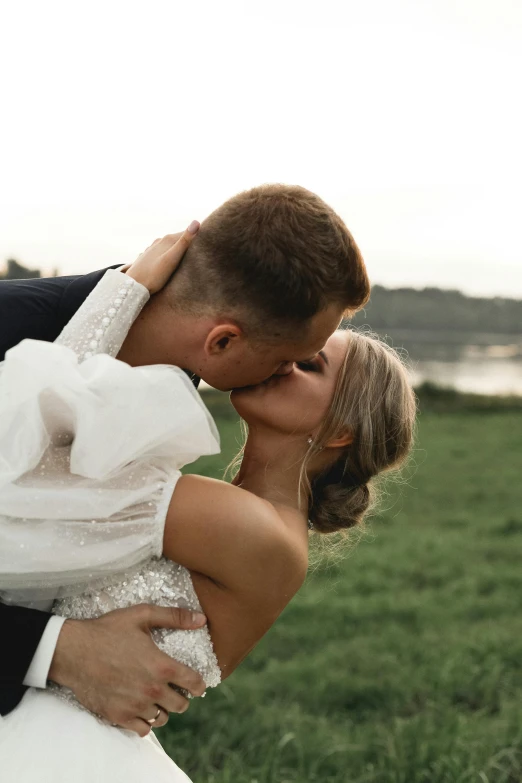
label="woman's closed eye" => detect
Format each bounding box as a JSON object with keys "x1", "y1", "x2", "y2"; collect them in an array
[{"x1": 296, "y1": 360, "x2": 321, "y2": 373}]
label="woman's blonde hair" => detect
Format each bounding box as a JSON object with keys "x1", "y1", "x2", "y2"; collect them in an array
[{"x1": 303, "y1": 329, "x2": 417, "y2": 534}]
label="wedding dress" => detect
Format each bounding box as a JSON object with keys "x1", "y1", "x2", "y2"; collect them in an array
[{"x1": 0, "y1": 269, "x2": 221, "y2": 781}]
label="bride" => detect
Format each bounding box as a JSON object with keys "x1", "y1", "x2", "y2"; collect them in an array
[{"x1": 0, "y1": 239, "x2": 416, "y2": 780}]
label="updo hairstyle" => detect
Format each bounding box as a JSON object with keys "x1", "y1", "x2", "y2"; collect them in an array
[{"x1": 305, "y1": 330, "x2": 416, "y2": 534}]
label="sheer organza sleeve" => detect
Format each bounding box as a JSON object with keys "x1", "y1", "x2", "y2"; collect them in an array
[{"x1": 0, "y1": 272, "x2": 219, "y2": 607}]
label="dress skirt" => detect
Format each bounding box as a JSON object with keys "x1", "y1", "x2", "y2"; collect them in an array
[{"x1": 0, "y1": 688, "x2": 192, "y2": 782}]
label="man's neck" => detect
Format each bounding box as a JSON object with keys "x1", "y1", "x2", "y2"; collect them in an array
[{"x1": 116, "y1": 293, "x2": 204, "y2": 371}]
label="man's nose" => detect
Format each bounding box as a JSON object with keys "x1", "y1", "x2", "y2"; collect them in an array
[{"x1": 273, "y1": 361, "x2": 295, "y2": 377}]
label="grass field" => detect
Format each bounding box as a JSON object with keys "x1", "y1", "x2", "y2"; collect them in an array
[{"x1": 157, "y1": 390, "x2": 522, "y2": 783}]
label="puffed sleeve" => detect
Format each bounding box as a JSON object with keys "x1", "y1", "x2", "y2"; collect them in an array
[{"x1": 0, "y1": 273, "x2": 220, "y2": 606}]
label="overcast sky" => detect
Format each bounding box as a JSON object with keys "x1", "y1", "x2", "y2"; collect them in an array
[{"x1": 1, "y1": 0, "x2": 521, "y2": 297}]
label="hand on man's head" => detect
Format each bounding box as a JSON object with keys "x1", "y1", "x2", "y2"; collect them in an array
[{"x1": 124, "y1": 222, "x2": 200, "y2": 295}]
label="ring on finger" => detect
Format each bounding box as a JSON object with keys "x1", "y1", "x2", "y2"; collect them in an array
[{"x1": 146, "y1": 706, "x2": 162, "y2": 726}]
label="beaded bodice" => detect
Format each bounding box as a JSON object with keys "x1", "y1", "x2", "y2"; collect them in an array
[{"x1": 52, "y1": 557, "x2": 221, "y2": 699}]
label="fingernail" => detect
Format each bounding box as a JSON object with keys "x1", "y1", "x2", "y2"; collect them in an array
[
  {"x1": 192, "y1": 611, "x2": 207, "y2": 626},
  {"x1": 187, "y1": 220, "x2": 200, "y2": 235}
]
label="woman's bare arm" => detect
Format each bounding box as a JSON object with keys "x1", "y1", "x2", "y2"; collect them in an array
[{"x1": 162, "y1": 474, "x2": 308, "y2": 677}]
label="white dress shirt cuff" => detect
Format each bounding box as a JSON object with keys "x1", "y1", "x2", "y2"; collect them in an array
[{"x1": 23, "y1": 615, "x2": 67, "y2": 689}]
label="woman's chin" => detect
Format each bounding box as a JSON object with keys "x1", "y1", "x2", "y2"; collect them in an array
[
  {"x1": 230, "y1": 377, "x2": 277, "y2": 418},
  {"x1": 231, "y1": 375, "x2": 275, "y2": 397}
]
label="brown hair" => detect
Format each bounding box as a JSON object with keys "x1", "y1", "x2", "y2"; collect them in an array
[
  {"x1": 304, "y1": 330, "x2": 417, "y2": 534},
  {"x1": 171, "y1": 184, "x2": 370, "y2": 336}
]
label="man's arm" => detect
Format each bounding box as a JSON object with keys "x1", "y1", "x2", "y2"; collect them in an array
[
  {"x1": 47, "y1": 605, "x2": 208, "y2": 735},
  {"x1": 0, "y1": 600, "x2": 209, "y2": 733}
]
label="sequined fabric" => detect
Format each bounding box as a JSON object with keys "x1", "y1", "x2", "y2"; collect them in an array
[{"x1": 50, "y1": 556, "x2": 221, "y2": 716}]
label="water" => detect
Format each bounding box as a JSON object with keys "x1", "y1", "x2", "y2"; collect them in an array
[{"x1": 391, "y1": 332, "x2": 522, "y2": 396}]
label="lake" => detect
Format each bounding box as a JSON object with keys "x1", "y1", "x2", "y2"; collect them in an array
[{"x1": 388, "y1": 330, "x2": 522, "y2": 396}]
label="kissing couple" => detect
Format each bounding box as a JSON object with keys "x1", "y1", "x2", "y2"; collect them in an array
[{"x1": 0, "y1": 184, "x2": 416, "y2": 780}]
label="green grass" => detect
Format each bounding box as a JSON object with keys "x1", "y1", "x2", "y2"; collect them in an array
[{"x1": 157, "y1": 390, "x2": 522, "y2": 783}]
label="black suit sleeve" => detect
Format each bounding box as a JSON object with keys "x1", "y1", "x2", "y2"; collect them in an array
[
  {"x1": 0, "y1": 602, "x2": 52, "y2": 686},
  {"x1": 0, "y1": 268, "x2": 115, "y2": 361},
  {"x1": 0, "y1": 602, "x2": 53, "y2": 713}
]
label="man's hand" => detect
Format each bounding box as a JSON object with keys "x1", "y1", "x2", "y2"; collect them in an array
[
  {"x1": 48, "y1": 604, "x2": 207, "y2": 736},
  {"x1": 124, "y1": 222, "x2": 200, "y2": 294}
]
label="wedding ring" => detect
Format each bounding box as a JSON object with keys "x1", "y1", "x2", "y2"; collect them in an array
[{"x1": 146, "y1": 707, "x2": 162, "y2": 726}]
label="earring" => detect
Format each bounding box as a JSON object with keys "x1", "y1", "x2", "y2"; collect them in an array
[{"x1": 307, "y1": 437, "x2": 313, "y2": 445}]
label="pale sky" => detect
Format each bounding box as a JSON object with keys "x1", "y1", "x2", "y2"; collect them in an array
[{"x1": 1, "y1": 0, "x2": 521, "y2": 297}]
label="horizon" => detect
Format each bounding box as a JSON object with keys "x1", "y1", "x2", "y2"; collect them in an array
[{"x1": 2, "y1": 256, "x2": 522, "y2": 304}]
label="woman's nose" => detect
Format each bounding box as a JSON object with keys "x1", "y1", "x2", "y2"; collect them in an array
[{"x1": 274, "y1": 362, "x2": 295, "y2": 377}]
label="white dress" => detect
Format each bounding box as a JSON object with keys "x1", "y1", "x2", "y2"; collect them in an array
[{"x1": 0, "y1": 270, "x2": 221, "y2": 781}]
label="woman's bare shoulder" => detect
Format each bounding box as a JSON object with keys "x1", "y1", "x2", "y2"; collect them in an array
[
  {"x1": 165, "y1": 474, "x2": 308, "y2": 598},
  {"x1": 175, "y1": 473, "x2": 277, "y2": 521}
]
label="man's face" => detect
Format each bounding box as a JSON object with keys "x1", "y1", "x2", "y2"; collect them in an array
[{"x1": 199, "y1": 304, "x2": 344, "y2": 391}]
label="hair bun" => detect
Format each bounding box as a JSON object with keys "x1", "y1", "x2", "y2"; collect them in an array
[{"x1": 309, "y1": 466, "x2": 371, "y2": 534}]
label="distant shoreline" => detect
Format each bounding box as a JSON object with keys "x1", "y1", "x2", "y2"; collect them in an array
[{"x1": 200, "y1": 382, "x2": 522, "y2": 411}]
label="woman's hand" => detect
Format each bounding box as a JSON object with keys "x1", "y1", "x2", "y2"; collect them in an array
[{"x1": 124, "y1": 220, "x2": 200, "y2": 294}]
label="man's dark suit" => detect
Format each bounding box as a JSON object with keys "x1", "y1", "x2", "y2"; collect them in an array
[{"x1": 0, "y1": 267, "x2": 117, "y2": 714}]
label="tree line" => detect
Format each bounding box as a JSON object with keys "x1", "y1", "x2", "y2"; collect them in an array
[
  {"x1": 2, "y1": 260, "x2": 520, "y2": 335},
  {"x1": 351, "y1": 284, "x2": 521, "y2": 335}
]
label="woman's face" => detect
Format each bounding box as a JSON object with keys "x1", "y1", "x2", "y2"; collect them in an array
[{"x1": 231, "y1": 330, "x2": 350, "y2": 438}]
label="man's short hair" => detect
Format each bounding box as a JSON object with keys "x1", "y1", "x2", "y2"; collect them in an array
[{"x1": 172, "y1": 184, "x2": 370, "y2": 337}]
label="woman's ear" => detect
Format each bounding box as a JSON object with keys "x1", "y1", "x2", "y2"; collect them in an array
[
  {"x1": 204, "y1": 323, "x2": 243, "y2": 356},
  {"x1": 325, "y1": 431, "x2": 353, "y2": 449}
]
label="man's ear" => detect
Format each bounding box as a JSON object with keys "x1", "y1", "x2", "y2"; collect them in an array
[
  {"x1": 204, "y1": 323, "x2": 243, "y2": 356},
  {"x1": 325, "y1": 431, "x2": 354, "y2": 449}
]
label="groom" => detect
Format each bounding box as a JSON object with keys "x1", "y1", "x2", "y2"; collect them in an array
[{"x1": 0, "y1": 184, "x2": 370, "y2": 733}]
